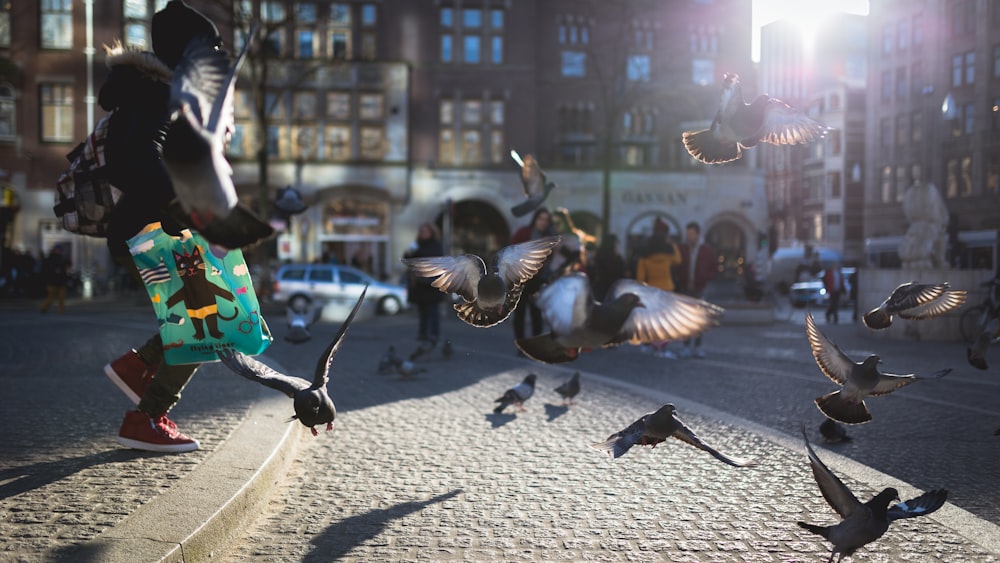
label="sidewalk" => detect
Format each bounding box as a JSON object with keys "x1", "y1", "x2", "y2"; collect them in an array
[{"x1": 1, "y1": 296, "x2": 998, "y2": 561}]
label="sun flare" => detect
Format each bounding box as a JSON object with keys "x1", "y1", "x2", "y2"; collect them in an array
[{"x1": 752, "y1": 0, "x2": 870, "y2": 61}]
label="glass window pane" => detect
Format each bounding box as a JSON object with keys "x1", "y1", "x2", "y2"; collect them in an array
[
  {"x1": 124, "y1": 0, "x2": 147, "y2": 18},
  {"x1": 308, "y1": 268, "x2": 334, "y2": 282},
  {"x1": 490, "y1": 101, "x2": 504, "y2": 125},
  {"x1": 491, "y1": 36, "x2": 503, "y2": 64},
  {"x1": 441, "y1": 34, "x2": 453, "y2": 62},
  {"x1": 330, "y1": 31, "x2": 349, "y2": 59},
  {"x1": 561, "y1": 51, "x2": 585, "y2": 77},
  {"x1": 361, "y1": 4, "x2": 376, "y2": 26},
  {"x1": 462, "y1": 100, "x2": 481, "y2": 124},
  {"x1": 326, "y1": 125, "x2": 351, "y2": 159},
  {"x1": 360, "y1": 127, "x2": 384, "y2": 159},
  {"x1": 491, "y1": 9, "x2": 503, "y2": 29},
  {"x1": 293, "y1": 92, "x2": 317, "y2": 119},
  {"x1": 490, "y1": 130, "x2": 503, "y2": 163},
  {"x1": 440, "y1": 100, "x2": 454, "y2": 125},
  {"x1": 359, "y1": 94, "x2": 384, "y2": 120},
  {"x1": 439, "y1": 129, "x2": 455, "y2": 164},
  {"x1": 298, "y1": 30, "x2": 315, "y2": 58},
  {"x1": 441, "y1": 8, "x2": 453, "y2": 27},
  {"x1": 330, "y1": 3, "x2": 351, "y2": 25},
  {"x1": 262, "y1": 1, "x2": 285, "y2": 22},
  {"x1": 327, "y1": 92, "x2": 351, "y2": 120},
  {"x1": 463, "y1": 9, "x2": 481, "y2": 28},
  {"x1": 125, "y1": 23, "x2": 148, "y2": 49},
  {"x1": 461, "y1": 130, "x2": 481, "y2": 163},
  {"x1": 296, "y1": 2, "x2": 317, "y2": 22},
  {"x1": 463, "y1": 35, "x2": 481, "y2": 63}
]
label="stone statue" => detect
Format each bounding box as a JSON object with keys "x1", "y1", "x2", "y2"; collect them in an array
[{"x1": 898, "y1": 182, "x2": 949, "y2": 269}]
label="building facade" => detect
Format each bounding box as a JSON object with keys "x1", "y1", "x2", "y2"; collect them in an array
[{"x1": 0, "y1": 0, "x2": 769, "y2": 292}]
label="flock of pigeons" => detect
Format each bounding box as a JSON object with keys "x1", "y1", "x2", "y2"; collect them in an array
[{"x1": 177, "y1": 57, "x2": 994, "y2": 560}]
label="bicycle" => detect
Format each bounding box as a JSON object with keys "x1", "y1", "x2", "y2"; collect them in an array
[{"x1": 959, "y1": 276, "x2": 1000, "y2": 344}]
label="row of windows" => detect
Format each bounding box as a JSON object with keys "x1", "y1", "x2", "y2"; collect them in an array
[
  {"x1": 438, "y1": 97, "x2": 505, "y2": 166},
  {"x1": 440, "y1": 7, "x2": 504, "y2": 65},
  {"x1": 879, "y1": 156, "x2": 1000, "y2": 203},
  {"x1": 229, "y1": 122, "x2": 386, "y2": 161},
  {"x1": 880, "y1": 13, "x2": 923, "y2": 55},
  {"x1": 235, "y1": 90, "x2": 388, "y2": 122}
]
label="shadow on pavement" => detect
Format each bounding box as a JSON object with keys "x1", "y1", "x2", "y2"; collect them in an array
[
  {"x1": 0, "y1": 449, "x2": 152, "y2": 500},
  {"x1": 544, "y1": 402, "x2": 569, "y2": 422},
  {"x1": 484, "y1": 412, "x2": 516, "y2": 429},
  {"x1": 305, "y1": 489, "x2": 461, "y2": 561}
]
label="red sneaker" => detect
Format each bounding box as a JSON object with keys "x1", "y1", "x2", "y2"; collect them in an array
[
  {"x1": 104, "y1": 350, "x2": 159, "y2": 404},
  {"x1": 116, "y1": 410, "x2": 200, "y2": 453}
]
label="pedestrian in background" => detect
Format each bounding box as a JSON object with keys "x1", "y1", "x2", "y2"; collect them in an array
[
  {"x1": 591, "y1": 233, "x2": 627, "y2": 302},
  {"x1": 510, "y1": 207, "x2": 556, "y2": 345},
  {"x1": 824, "y1": 261, "x2": 846, "y2": 324},
  {"x1": 403, "y1": 223, "x2": 444, "y2": 342},
  {"x1": 636, "y1": 218, "x2": 681, "y2": 358},
  {"x1": 39, "y1": 244, "x2": 71, "y2": 314},
  {"x1": 677, "y1": 221, "x2": 717, "y2": 358}
]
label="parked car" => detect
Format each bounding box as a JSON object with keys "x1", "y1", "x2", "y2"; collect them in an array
[
  {"x1": 272, "y1": 263, "x2": 408, "y2": 315},
  {"x1": 789, "y1": 267, "x2": 856, "y2": 308}
]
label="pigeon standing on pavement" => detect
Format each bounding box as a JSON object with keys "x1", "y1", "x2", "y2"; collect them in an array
[
  {"x1": 402, "y1": 236, "x2": 560, "y2": 328},
  {"x1": 284, "y1": 301, "x2": 321, "y2": 344},
  {"x1": 217, "y1": 288, "x2": 367, "y2": 436},
  {"x1": 819, "y1": 419, "x2": 852, "y2": 444},
  {"x1": 162, "y1": 22, "x2": 273, "y2": 249},
  {"x1": 509, "y1": 150, "x2": 556, "y2": 218},
  {"x1": 805, "y1": 313, "x2": 951, "y2": 424},
  {"x1": 516, "y1": 273, "x2": 724, "y2": 363},
  {"x1": 493, "y1": 373, "x2": 536, "y2": 413},
  {"x1": 682, "y1": 72, "x2": 828, "y2": 164},
  {"x1": 442, "y1": 339, "x2": 454, "y2": 360},
  {"x1": 797, "y1": 427, "x2": 948, "y2": 562},
  {"x1": 967, "y1": 316, "x2": 999, "y2": 370},
  {"x1": 377, "y1": 345, "x2": 399, "y2": 375},
  {"x1": 590, "y1": 404, "x2": 756, "y2": 467},
  {"x1": 862, "y1": 282, "x2": 967, "y2": 330},
  {"x1": 553, "y1": 371, "x2": 581, "y2": 405}
]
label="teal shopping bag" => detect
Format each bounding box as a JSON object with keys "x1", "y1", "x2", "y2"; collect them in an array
[{"x1": 128, "y1": 223, "x2": 272, "y2": 365}]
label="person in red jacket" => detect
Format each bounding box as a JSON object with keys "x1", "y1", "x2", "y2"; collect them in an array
[
  {"x1": 677, "y1": 221, "x2": 717, "y2": 358},
  {"x1": 509, "y1": 208, "x2": 556, "y2": 345},
  {"x1": 823, "y1": 261, "x2": 846, "y2": 324}
]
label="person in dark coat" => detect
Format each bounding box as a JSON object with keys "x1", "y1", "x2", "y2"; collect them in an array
[
  {"x1": 100, "y1": 0, "x2": 226, "y2": 454},
  {"x1": 509, "y1": 207, "x2": 557, "y2": 343},
  {"x1": 403, "y1": 223, "x2": 445, "y2": 342},
  {"x1": 590, "y1": 233, "x2": 627, "y2": 302},
  {"x1": 677, "y1": 221, "x2": 717, "y2": 358}
]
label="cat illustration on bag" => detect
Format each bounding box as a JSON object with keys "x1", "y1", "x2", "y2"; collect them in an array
[{"x1": 165, "y1": 245, "x2": 237, "y2": 340}]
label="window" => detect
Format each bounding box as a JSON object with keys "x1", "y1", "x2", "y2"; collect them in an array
[
  {"x1": 829, "y1": 171, "x2": 842, "y2": 198},
  {"x1": 326, "y1": 125, "x2": 351, "y2": 160},
  {"x1": 440, "y1": 99, "x2": 454, "y2": 125},
  {"x1": 491, "y1": 36, "x2": 503, "y2": 64},
  {"x1": 911, "y1": 62, "x2": 924, "y2": 95},
  {"x1": 441, "y1": 35, "x2": 453, "y2": 62},
  {"x1": 490, "y1": 130, "x2": 504, "y2": 164},
  {"x1": 627, "y1": 54, "x2": 650, "y2": 82},
  {"x1": 491, "y1": 9, "x2": 503, "y2": 29},
  {"x1": 911, "y1": 110, "x2": 923, "y2": 143},
  {"x1": 895, "y1": 113, "x2": 907, "y2": 147},
  {"x1": 123, "y1": 0, "x2": 168, "y2": 50},
  {"x1": 359, "y1": 93, "x2": 384, "y2": 120},
  {"x1": 965, "y1": 51, "x2": 975, "y2": 85},
  {"x1": 692, "y1": 59, "x2": 715, "y2": 86},
  {"x1": 329, "y1": 3, "x2": 351, "y2": 59},
  {"x1": 895, "y1": 165, "x2": 907, "y2": 201},
  {"x1": 228, "y1": 123, "x2": 249, "y2": 158},
  {"x1": 880, "y1": 117, "x2": 891, "y2": 154},
  {"x1": 961, "y1": 155, "x2": 973, "y2": 196},
  {"x1": 828, "y1": 129, "x2": 841, "y2": 156},
  {"x1": 0, "y1": 1, "x2": 10, "y2": 47},
  {"x1": 463, "y1": 35, "x2": 481, "y2": 63},
  {"x1": 41, "y1": 0, "x2": 72, "y2": 49},
  {"x1": 292, "y1": 92, "x2": 317, "y2": 119},
  {"x1": 896, "y1": 67, "x2": 907, "y2": 99},
  {"x1": 297, "y1": 2, "x2": 317, "y2": 22},
  {"x1": 441, "y1": 7, "x2": 453, "y2": 27},
  {"x1": 297, "y1": 29, "x2": 318, "y2": 58},
  {"x1": 360, "y1": 126, "x2": 384, "y2": 159},
  {"x1": 827, "y1": 213, "x2": 842, "y2": 227},
  {"x1": 881, "y1": 22, "x2": 893, "y2": 55},
  {"x1": 265, "y1": 92, "x2": 286, "y2": 119},
  {"x1": 463, "y1": 8, "x2": 481, "y2": 28},
  {"x1": 490, "y1": 101, "x2": 504, "y2": 126},
  {"x1": 40, "y1": 83, "x2": 73, "y2": 142},
  {"x1": 330, "y1": 3, "x2": 350, "y2": 25},
  {"x1": 327, "y1": 92, "x2": 351, "y2": 120},
  {"x1": 360, "y1": 33, "x2": 376, "y2": 60},
  {"x1": 361, "y1": 4, "x2": 376, "y2": 26},
  {"x1": 461, "y1": 130, "x2": 481, "y2": 163},
  {"x1": 881, "y1": 165, "x2": 893, "y2": 203},
  {"x1": 264, "y1": 28, "x2": 284, "y2": 56},
  {"x1": 562, "y1": 51, "x2": 586, "y2": 77},
  {"x1": 261, "y1": 1, "x2": 285, "y2": 22},
  {"x1": 0, "y1": 83, "x2": 15, "y2": 139},
  {"x1": 330, "y1": 31, "x2": 349, "y2": 59},
  {"x1": 439, "y1": 129, "x2": 455, "y2": 165},
  {"x1": 962, "y1": 102, "x2": 975, "y2": 135},
  {"x1": 462, "y1": 100, "x2": 481, "y2": 124},
  {"x1": 881, "y1": 70, "x2": 892, "y2": 103},
  {"x1": 293, "y1": 125, "x2": 317, "y2": 159},
  {"x1": 266, "y1": 125, "x2": 289, "y2": 158},
  {"x1": 898, "y1": 18, "x2": 909, "y2": 51},
  {"x1": 913, "y1": 13, "x2": 923, "y2": 45}
]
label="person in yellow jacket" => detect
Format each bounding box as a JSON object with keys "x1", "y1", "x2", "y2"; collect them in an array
[{"x1": 635, "y1": 217, "x2": 682, "y2": 358}]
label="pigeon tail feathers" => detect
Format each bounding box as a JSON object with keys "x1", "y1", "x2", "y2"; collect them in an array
[
  {"x1": 682, "y1": 129, "x2": 741, "y2": 164},
  {"x1": 796, "y1": 521, "x2": 831, "y2": 540},
  {"x1": 815, "y1": 391, "x2": 872, "y2": 424},
  {"x1": 515, "y1": 334, "x2": 579, "y2": 364},
  {"x1": 589, "y1": 436, "x2": 631, "y2": 459},
  {"x1": 862, "y1": 308, "x2": 892, "y2": 330}
]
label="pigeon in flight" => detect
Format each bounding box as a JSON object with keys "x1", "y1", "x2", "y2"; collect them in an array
[
  {"x1": 590, "y1": 403, "x2": 756, "y2": 467},
  {"x1": 819, "y1": 419, "x2": 852, "y2": 444},
  {"x1": 682, "y1": 73, "x2": 828, "y2": 164},
  {"x1": 402, "y1": 236, "x2": 561, "y2": 328},
  {"x1": 162, "y1": 24, "x2": 273, "y2": 249},
  {"x1": 554, "y1": 371, "x2": 581, "y2": 405},
  {"x1": 862, "y1": 282, "x2": 967, "y2": 330},
  {"x1": 442, "y1": 339, "x2": 454, "y2": 360},
  {"x1": 805, "y1": 313, "x2": 951, "y2": 424},
  {"x1": 967, "y1": 316, "x2": 998, "y2": 370},
  {"x1": 494, "y1": 373, "x2": 536, "y2": 413},
  {"x1": 797, "y1": 427, "x2": 948, "y2": 562},
  {"x1": 510, "y1": 150, "x2": 556, "y2": 218},
  {"x1": 284, "y1": 301, "x2": 321, "y2": 344},
  {"x1": 516, "y1": 273, "x2": 724, "y2": 363},
  {"x1": 217, "y1": 287, "x2": 367, "y2": 436}
]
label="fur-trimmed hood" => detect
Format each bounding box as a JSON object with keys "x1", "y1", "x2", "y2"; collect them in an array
[{"x1": 98, "y1": 41, "x2": 172, "y2": 112}]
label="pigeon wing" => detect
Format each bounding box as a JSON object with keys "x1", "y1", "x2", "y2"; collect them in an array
[
  {"x1": 311, "y1": 286, "x2": 367, "y2": 389},
  {"x1": 611, "y1": 280, "x2": 724, "y2": 345},
  {"x1": 883, "y1": 282, "x2": 946, "y2": 312},
  {"x1": 217, "y1": 349, "x2": 310, "y2": 398},
  {"x1": 534, "y1": 273, "x2": 593, "y2": 337},
  {"x1": 802, "y1": 427, "x2": 864, "y2": 519},
  {"x1": 753, "y1": 97, "x2": 828, "y2": 146},
  {"x1": 869, "y1": 368, "x2": 950, "y2": 396},
  {"x1": 205, "y1": 21, "x2": 256, "y2": 135},
  {"x1": 805, "y1": 313, "x2": 855, "y2": 385},
  {"x1": 518, "y1": 153, "x2": 546, "y2": 197},
  {"x1": 402, "y1": 254, "x2": 485, "y2": 303},
  {"x1": 494, "y1": 236, "x2": 561, "y2": 286},
  {"x1": 170, "y1": 34, "x2": 230, "y2": 127},
  {"x1": 886, "y1": 489, "x2": 948, "y2": 522},
  {"x1": 670, "y1": 415, "x2": 757, "y2": 467},
  {"x1": 898, "y1": 290, "x2": 967, "y2": 320},
  {"x1": 452, "y1": 287, "x2": 521, "y2": 327}
]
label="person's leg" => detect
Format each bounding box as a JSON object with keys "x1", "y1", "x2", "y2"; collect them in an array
[
  {"x1": 513, "y1": 300, "x2": 527, "y2": 340},
  {"x1": 416, "y1": 303, "x2": 429, "y2": 340},
  {"x1": 428, "y1": 302, "x2": 441, "y2": 341},
  {"x1": 56, "y1": 285, "x2": 66, "y2": 313},
  {"x1": 40, "y1": 285, "x2": 56, "y2": 312}
]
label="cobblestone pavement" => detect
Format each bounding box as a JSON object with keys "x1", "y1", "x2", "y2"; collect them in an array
[
  {"x1": 220, "y1": 308, "x2": 1000, "y2": 562},
  {"x1": 0, "y1": 298, "x2": 260, "y2": 562}
]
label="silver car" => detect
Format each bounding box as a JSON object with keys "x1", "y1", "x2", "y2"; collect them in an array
[{"x1": 272, "y1": 263, "x2": 408, "y2": 315}]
